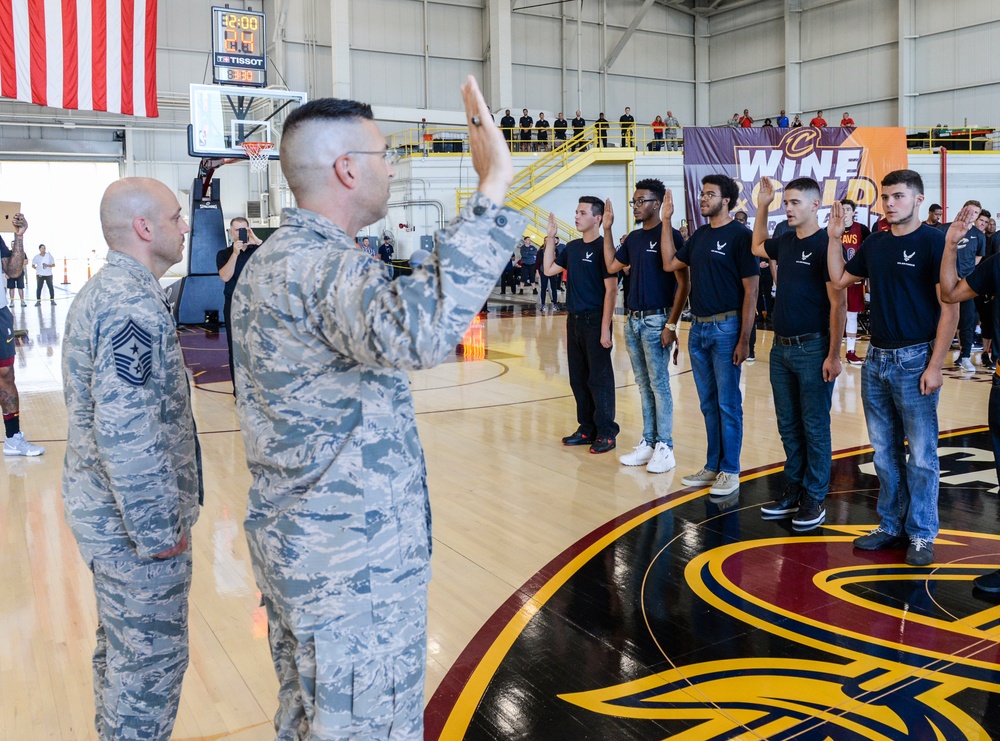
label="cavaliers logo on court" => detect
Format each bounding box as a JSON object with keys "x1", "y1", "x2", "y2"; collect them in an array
[{"x1": 426, "y1": 428, "x2": 1000, "y2": 739}]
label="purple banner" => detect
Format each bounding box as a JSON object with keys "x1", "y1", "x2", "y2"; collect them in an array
[{"x1": 682, "y1": 127, "x2": 908, "y2": 232}]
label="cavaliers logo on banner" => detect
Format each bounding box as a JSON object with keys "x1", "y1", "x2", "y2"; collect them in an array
[{"x1": 683, "y1": 127, "x2": 908, "y2": 231}]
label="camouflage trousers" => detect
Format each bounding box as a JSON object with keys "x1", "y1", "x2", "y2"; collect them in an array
[
  {"x1": 91, "y1": 549, "x2": 192, "y2": 741},
  {"x1": 262, "y1": 592, "x2": 427, "y2": 740}
]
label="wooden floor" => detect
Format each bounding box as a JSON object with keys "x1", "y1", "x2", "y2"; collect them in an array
[{"x1": 2, "y1": 286, "x2": 995, "y2": 740}]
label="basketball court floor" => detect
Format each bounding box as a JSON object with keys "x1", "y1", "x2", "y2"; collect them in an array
[{"x1": 3, "y1": 284, "x2": 1000, "y2": 739}]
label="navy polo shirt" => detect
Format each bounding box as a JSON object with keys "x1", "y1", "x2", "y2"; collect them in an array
[
  {"x1": 676, "y1": 220, "x2": 759, "y2": 317},
  {"x1": 844, "y1": 224, "x2": 944, "y2": 343},
  {"x1": 614, "y1": 224, "x2": 680, "y2": 312},
  {"x1": 555, "y1": 237, "x2": 611, "y2": 313},
  {"x1": 764, "y1": 227, "x2": 831, "y2": 337}
]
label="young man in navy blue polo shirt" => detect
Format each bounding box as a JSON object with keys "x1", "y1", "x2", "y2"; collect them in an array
[
  {"x1": 543, "y1": 199, "x2": 619, "y2": 453},
  {"x1": 940, "y1": 203, "x2": 1000, "y2": 591},
  {"x1": 827, "y1": 169, "x2": 959, "y2": 567},
  {"x1": 601, "y1": 179, "x2": 690, "y2": 473},
  {"x1": 659, "y1": 175, "x2": 759, "y2": 498},
  {"x1": 752, "y1": 177, "x2": 845, "y2": 528}
]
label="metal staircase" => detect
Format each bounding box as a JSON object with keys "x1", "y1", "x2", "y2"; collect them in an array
[{"x1": 455, "y1": 126, "x2": 637, "y2": 244}]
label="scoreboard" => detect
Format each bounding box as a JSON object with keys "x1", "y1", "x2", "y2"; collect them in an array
[{"x1": 212, "y1": 7, "x2": 267, "y2": 87}]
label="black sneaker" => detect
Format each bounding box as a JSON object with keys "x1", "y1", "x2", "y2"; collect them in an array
[
  {"x1": 791, "y1": 498, "x2": 826, "y2": 528},
  {"x1": 589, "y1": 436, "x2": 616, "y2": 454},
  {"x1": 761, "y1": 484, "x2": 802, "y2": 519},
  {"x1": 973, "y1": 569, "x2": 1000, "y2": 593},
  {"x1": 905, "y1": 538, "x2": 934, "y2": 566},
  {"x1": 854, "y1": 526, "x2": 908, "y2": 551},
  {"x1": 561, "y1": 430, "x2": 592, "y2": 446}
]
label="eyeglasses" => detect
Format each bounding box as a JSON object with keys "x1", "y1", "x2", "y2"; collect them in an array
[
  {"x1": 631, "y1": 198, "x2": 659, "y2": 207},
  {"x1": 700, "y1": 192, "x2": 722, "y2": 200},
  {"x1": 344, "y1": 149, "x2": 401, "y2": 166}
]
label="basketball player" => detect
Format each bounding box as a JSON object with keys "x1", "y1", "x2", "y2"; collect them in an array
[
  {"x1": 827, "y1": 170, "x2": 959, "y2": 567},
  {"x1": 840, "y1": 199, "x2": 871, "y2": 365}
]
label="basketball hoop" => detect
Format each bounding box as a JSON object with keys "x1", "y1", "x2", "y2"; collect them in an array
[{"x1": 242, "y1": 141, "x2": 274, "y2": 173}]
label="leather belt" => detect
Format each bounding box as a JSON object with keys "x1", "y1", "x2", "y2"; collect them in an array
[
  {"x1": 776, "y1": 331, "x2": 827, "y2": 346},
  {"x1": 870, "y1": 338, "x2": 930, "y2": 350},
  {"x1": 628, "y1": 308, "x2": 668, "y2": 319},
  {"x1": 692, "y1": 310, "x2": 738, "y2": 324}
]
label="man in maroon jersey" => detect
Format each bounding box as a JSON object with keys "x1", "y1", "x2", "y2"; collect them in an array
[{"x1": 840, "y1": 199, "x2": 871, "y2": 365}]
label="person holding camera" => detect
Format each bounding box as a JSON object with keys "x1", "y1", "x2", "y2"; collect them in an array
[{"x1": 217, "y1": 217, "x2": 262, "y2": 380}]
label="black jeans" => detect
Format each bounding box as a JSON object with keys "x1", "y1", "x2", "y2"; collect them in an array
[
  {"x1": 958, "y1": 297, "x2": 977, "y2": 358},
  {"x1": 35, "y1": 275, "x2": 54, "y2": 300},
  {"x1": 567, "y1": 310, "x2": 619, "y2": 438}
]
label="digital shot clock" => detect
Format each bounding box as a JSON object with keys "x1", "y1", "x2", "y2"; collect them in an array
[{"x1": 211, "y1": 6, "x2": 267, "y2": 87}]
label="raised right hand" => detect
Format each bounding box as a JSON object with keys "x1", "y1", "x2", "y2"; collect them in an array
[
  {"x1": 604, "y1": 198, "x2": 615, "y2": 230},
  {"x1": 546, "y1": 211, "x2": 558, "y2": 240},
  {"x1": 461, "y1": 76, "x2": 513, "y2": 205},
  {"x1": 757, "y1": 176, "x2": 776, "y2": 209},
  {"x1": 827, "y1": 201, "x2": 847, "y2": 240}
]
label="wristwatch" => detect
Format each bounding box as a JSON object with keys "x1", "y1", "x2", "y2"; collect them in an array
[{"x1": 665, "y1": 322, "x2": 677, "y2": 332}]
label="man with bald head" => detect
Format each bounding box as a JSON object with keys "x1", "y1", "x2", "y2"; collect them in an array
[
  {"x1": 231, "y1": 77, "x2": 525, "y2": 739},
  {"x1": 63, "y1": 177, "x2": 202, "y2": 741}
]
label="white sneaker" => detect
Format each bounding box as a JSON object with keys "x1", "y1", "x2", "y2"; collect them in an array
[
  {"x1": 958, "y1": 357, "x2": 976, "y2": 373},
  {"x1": 4, "y1": 432, "x2": 45, "y2": 457},
  {"x1": 709, "y1": 471, "x2": 740, "y2": 497},
  {"x1": 619, "y1": 439, "x2": 654, "y2": 466},
  {"x1": 681, "y1": 467, "x2": 718, "y2": 487},
  {"x1": 645, "y1": 442, "x2": 676, "y2": 473}
]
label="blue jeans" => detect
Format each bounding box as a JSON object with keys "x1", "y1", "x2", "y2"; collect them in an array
[
  {"x1": 769, "y1": 336, "x2": 834, "y2": 502},
  {"x1": 624, "y1": 314, "x2": 674, "y2": 448},
  {"x1": 862, "y1": 343, "x2": 940, "y2": 541},
  {"x1": 688, "y1": 316, "x2": 743, "y2": 474}
]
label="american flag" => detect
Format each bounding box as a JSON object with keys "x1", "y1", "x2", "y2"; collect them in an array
[{"x1": 0, "y1": 0, "x2": 158, "y2": 117}]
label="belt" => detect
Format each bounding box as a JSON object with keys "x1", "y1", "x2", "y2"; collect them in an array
[
  {"x1": 776, "y1": 331, "x2": 827, "y2": 346},
  {"x1": 628, "y1": 308, "x2": 669, "y2": 319},
  {"x1": 870, "y1": 338, "x2": 930, "y2": 350},
  {"x1": 692, "y1": 310, "x2": 738, "y2": 324}
]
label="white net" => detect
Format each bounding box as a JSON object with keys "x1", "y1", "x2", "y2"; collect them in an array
[{"x1": 242, "y1": 141, "x2": 274, "y2": 173}]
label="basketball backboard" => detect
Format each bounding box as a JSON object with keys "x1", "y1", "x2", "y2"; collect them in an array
[{"x1": 188, "y1": 84, "x2": 308, "y2": 160}]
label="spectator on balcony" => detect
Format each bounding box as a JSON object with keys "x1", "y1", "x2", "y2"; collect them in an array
[
  {"x1": 500, "y1": 109, "x2": 516, "y2": 149},
  {"x1": 553, "y1": 112, "x2": 568, "y2": 145},
  {"x1": 664, "y1": 111, "x2": 680, "y2": 151},
  {"x1": 519, "y1": 108, "x2": 533, "y2": 153},
  {"x1": 840, "y1": 112, "x2": 855, "y2": 127},
  {"x1": 809, "y1": 111, "x2": 827, "y2": 127},
  {"x1": 777, "y1": 110, "x2": 789, "y2": 127},
  {"x1": 535, "y1": 113, "x2": 550, "y2": 152},
  {"x1": 728, "y1": 113, "x2": 740, "y2": 128},
  {"x1": 620, "y1": 107, "x2": 635, "y2": 149},
  {"x1": 651, "y1": 116, "x2": 665, "y2": 150},
  {"x1": 739, "y1": 109, "x2": 754, "y2": 128},
  {"x1": 595, "y1": 113, "x2": 609, "y2": 147},
  {"x1": 791, "y1": 115, "x2": 803, "y2": 128}
]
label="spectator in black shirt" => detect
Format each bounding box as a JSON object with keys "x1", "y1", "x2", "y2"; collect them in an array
[
  {"x1": 535, "y1": 112, "x2": 550, "y2": 152},
  {"x1": 571, "y1": 110, "x2": 586, "y2": 150},
  {"x1": 217, "y1": 216, "x2": 262, "y2": 376},
  {"x1": 553, "y1": 113, "x2": 568, "y2": 145},
  {"x1": 595, "y1": 113, "x2": 609, "y2": 148},
  {"x1": 500, "y1": 109, "x2": 516, "y2": 149},
  {"x1": 518, "y1": 109, "x2": 533, "y2": 152},
  {"x1": 620, "y1": 107, "x2": 635, "y2": 149}
]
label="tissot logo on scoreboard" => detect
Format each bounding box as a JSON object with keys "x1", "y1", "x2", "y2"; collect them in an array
[{"x1": 683, "y1": 126, "x2": 909, "y2": 231}]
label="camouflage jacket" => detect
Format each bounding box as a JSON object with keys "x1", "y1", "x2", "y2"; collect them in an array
[
  {"x1": 232, "y1": 192, "x2": 525, "y2": 619},
  {"x1": 63, "y1": 251, "x2": 202, "y2": 563}
]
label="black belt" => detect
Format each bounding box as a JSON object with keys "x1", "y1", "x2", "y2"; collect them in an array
[
  {"x1": 776, "y1": 331, "x2": 827, "y2": 346},
  {"x1": 870, "y1": 338, "x2": 930, "y2": 350},
  {"x1": 628, "y1": 308, "x2": 669, "y2": 319},
  {"x1": 692, "y1": 310, "x2": 738, "y2": 324}
]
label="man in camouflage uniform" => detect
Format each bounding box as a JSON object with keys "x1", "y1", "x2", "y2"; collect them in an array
[
  {"x1": 62, "y1": 178, "x2": 202, "y2": 741},
  {"x1": 231, "y1": 76, "x2": 524, "y2": 739}
]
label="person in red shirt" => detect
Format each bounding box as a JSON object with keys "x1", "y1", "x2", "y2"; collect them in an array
[
  {"x1": 809, "y1": 110, "x2": 827, "y2": 127},
  {"x1": 838, "y1": 199, "x2": 871, "y2": 365},
  {"x1": 739, "y1": 108, "x2": 754, "y2": 127},
  {"x1": 840, "y1": 112, "x2": 855, "y2": 126}
]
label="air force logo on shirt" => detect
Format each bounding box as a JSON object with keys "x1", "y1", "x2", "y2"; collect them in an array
[
  {"x1": 712, "y1": 241, "x2": 728, "y2": 256},
  {"x1": 957, "y1": 238, "x2": 969, "y2": 250},
  {"x1": 111, "y1": 319, "x2": 154, "y2": 387},
  {"x1": 646, "y1": 240, "x2": 658, "y2": 254},
  {"x1": 584, "y1": 251, "x2": 594, "y2": 263},
  {"x1": 897, "y1": 249, "x2": 917, "y2": 267},
  {"x1": 796, "y1": 251, "x2": 813, "y2": 266}
]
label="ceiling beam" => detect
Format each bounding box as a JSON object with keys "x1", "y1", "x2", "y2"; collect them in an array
[{"x1": 602, "y1": 0, "x2": 657, "y2": 72}]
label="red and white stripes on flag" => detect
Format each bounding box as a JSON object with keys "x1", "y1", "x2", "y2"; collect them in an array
[{"x1": 0, "y1": 0, "x2": 158, "y2": 117}]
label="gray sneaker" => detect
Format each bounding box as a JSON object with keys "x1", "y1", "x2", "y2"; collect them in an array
[
  {"x1": 4, "y1": 432, "x2": 45, "y2": 457},
  {"x1": 709, "y1": 471, "x2": 740, "y2": 497},
  {"x1": 958, "y1": 357, "x2": 976, "y2": 373},
  {"x1": 681, "y1": 467, "x2": 718, "y2": 487}
]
